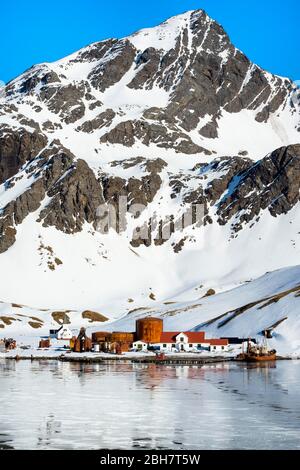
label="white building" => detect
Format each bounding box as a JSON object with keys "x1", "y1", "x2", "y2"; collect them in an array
[
  {"x1": 153, "y1": 332, "x2": 228, "y2": 353},
  {"x1": 132, "y1": 340, "x2": 148, "y2": 352},
  {"x1": 57, "y1": 325, "x2": 73, "y2": 341}
]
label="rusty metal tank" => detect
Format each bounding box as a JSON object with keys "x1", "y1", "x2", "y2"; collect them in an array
[
  {"x1": 111, "y1": 332, "x2": 134, "y2": 343},
  {"x1": 92, "y1": 331, "x2": 112, "y2": 343},
  {"x1": 136, "y1": 317, "x2": 163, "y2": 343}
]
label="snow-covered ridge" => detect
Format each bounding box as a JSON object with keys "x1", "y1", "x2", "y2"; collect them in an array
[{"x1": 128, "y1": 10, "x2": 204, "y2": 51}]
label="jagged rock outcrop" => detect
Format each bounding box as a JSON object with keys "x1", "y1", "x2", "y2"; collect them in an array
[
  {"x1": 0, "y1": 143, "x2": 74, "y2": 252},
  {"x1": 39, "y1": 159, "x2": 104, "y2": 233},
  {"x1": 0, "y1": 142, "x2": 105, "y2": 251},
  {"x1": 76, "y1": 109, "x2": 115, "y2": 133},
  {"x1": 101, "y1": 160, "x2": 164, "y2": 233},
  {"x1": 88, "y1": 40, "x2": 136, "y2": 92},
  {"x1": 0, "y1": 126, "x2": 47, "y2": 184},
  {"x1": 217, "y1": 145, "x2": 300, "y2": 230},
  {"x1": 100, "y1": 119, "x2": 211, "y2": 154},
  {"x1": 40, "y1": 83, "x2": 87, "y2": 124},
  {"x1": 204, "y1": 156, "x2": 252, "y2": 204}
]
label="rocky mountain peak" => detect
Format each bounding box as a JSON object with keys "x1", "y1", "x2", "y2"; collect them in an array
[{"x1": 0, "y1": 10, "x2": 300, "y2": 310}]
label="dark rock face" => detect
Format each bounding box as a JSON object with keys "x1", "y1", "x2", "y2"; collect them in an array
[
  {"x1": 110, "y1": 156, "x2": 167, "y2": 173},
  {"x1": 12, "y1": 178, "x2": 46, "y2": 225},
  {"x1": 143, "y1": 158, "x2": 168, "y2": 174},
  {"x1": 0, "y1": 143, "x2": 74, "y2": 252},
  {"x1": 88, "y1": 40, "x2": 136, "y2": 92},
  {"x1": 76, "y1": 109, "x2": 115, "y2": 133},
  {"x1": 16, "y1": 115, "x2": 41, "y2": 132},
  {"x1": 0, "y1": 221, "x2": 16, "y2": 253},
  {"x1": 217, "y1": 145, "x2": 300, "y2": 230},
  {"x1": 204, "y1": 157, "x2": 252, "y2": 205},
  {"x1": 0, "y1": 142, "x2": 105, "y2": 251},
  {"x1": 5, "y1": 66, "x2": 61, "y2": 97},
  {"x1": 100, "y1": 121, "x2": 136, "y2": 147},
  {"x1": 40, "y1": 83, "x2": 87, "y2": 123},
  {"x1": 101, "y1": 170, "x2": 163, "y2": 233},
  {"x1": 0, "y1": 126, "x2": 47, "y2": 184},
  {"x1": 97, "y1": 157, "x2": 167, "y2": 237},
  {"x1": 39, "y1": 159, "x2": 104, "y2": 233},
  {"x1": 127, "y1": 173, "x2": 162, "y2": 207},
  {"x1": 70, "y1": 39, "x2": 118, "y2": 63},
  {"x1": 128, "y1": 47, "x2": 162, "y2": 90},
  {"x1": 199, "y1": 119, "x2": 219, "y2": 139},
  {"x1": 101, "y1": 120, "x2": 210, "y2": 154}
]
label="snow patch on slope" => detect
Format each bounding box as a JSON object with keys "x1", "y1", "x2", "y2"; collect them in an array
[{"x1": 128, "y1": 11, "x2": 195, "y2": 51}]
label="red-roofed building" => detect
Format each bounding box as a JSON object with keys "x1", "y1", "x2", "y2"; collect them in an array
[{"x1": 151, "y1": 331, "x2": 228, "y2": 353}]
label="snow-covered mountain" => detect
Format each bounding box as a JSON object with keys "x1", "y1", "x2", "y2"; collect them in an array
[{"x1": 0, "y1": 9, "x2": 300, "y2": 347}]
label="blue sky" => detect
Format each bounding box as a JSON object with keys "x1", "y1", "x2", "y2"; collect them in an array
[{"x1": 1, "y1": 0, "x2": 299, "y2": 83}]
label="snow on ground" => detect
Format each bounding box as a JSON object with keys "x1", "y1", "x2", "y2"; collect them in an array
[
  {"x1": 190, "y1": 107, "x2": 300, "y2": 161},
  {"x1": 0, "y1": 346, "x2": 240, "y2": 362}
]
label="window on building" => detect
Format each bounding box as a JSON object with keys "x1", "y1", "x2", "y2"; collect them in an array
[
  {"x1": 180, "y1": 337, "x2": 184, "y2": 342},
  {"x1": 189, "y1": 344, "x2": 193, "y2": 348},
  {"x1": 197, "y1": 344, "x2": 201, "y2": 348},
  {"x1": 213, "y1": 346, "x2": 216, "y2": 350},
  {"x1": 163, "y1": 344, "x2": 167, "y2": 348},
  {"x1": 222, "y1": 346, "x2": 225, "y2": 350}
]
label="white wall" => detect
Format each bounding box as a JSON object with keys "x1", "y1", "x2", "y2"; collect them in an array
[
  {"x1": 209, "y1": 345, "x2": 228, "y2": 352},
  {"x1": 132, "y1": 341, "x2": 148, "y2": 351},
  {"x1": 155, "y1": 342, "x2": 212, "y2": 352}
]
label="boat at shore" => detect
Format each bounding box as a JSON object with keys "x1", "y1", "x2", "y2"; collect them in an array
[{"x1": 236, "y1": 338, "x2": 277, "y2": 362}]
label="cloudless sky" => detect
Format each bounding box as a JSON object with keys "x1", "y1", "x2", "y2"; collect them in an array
[{"x1": 1, "y1": 0, "x2": 299, "y2": 83}]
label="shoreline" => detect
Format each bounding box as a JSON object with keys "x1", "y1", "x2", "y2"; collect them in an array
[
  {"x1": 0, "y1": 352, "x2": 297, "y2": 364},
  {"x1": 0, "y1": 353, "x2": 233, "y2": 365}
]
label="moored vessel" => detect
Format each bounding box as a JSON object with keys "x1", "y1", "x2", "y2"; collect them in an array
[{"x1": 237, "y1": 337, "x2": 277, "y2": 362}]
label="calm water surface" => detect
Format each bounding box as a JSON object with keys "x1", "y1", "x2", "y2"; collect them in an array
[{"x1": 0, "y1": 360, "x2": 300, "y2": 450}]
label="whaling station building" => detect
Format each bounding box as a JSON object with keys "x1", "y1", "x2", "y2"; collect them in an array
[{"x1": 92, "y1": 317, "x2": 229, "y2": 354}]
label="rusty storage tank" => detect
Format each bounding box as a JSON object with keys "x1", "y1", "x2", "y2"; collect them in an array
[
  {"x1": 136, "y1": 317, "x2": 163, "y2": 343},
  {"x1": 111, "y1": 332, "x2": 134, "y2": 343},
  {"x1": 92, "y1": 331, "x2": 112, "y2": 343}
]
